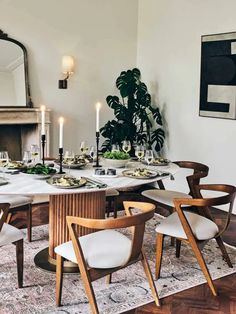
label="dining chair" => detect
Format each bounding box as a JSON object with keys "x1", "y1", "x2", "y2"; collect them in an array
[
  {"x1": 0, "y1": 195, "x2": 33, "y2": 242},
  {"x1": 54, "y1": 201, "x2": 160, "y2": 313},
  {"x1": 106, "y1": 188, "x2": 119, "y2": 218},
  {"x1": 155, "y1": 184, "x2": 236, "y2": 296},
  {"x1": 0, "y1": 202, "x2": 24, "y2": 288}
]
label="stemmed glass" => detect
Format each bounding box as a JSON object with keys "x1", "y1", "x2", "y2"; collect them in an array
[
  {"x1": 145, "y1": 150, "x2": 154, "y2": 165},
  {"x1": 0, "y1": 151, "x2": 9, "y2": 178},
  {"x1": 135, "y1": 145, "x2": 145, "y2": 162},
  {"x1": 80, "y1": 141, "x2": 89, "y2": 156},
  {"x1": 111, "y1": 144, "x2": 120, "y2": 152},
  {"x1": 23, "y1": 151, "x2": 32, "y2": 164},
  {"x1": 30, "y1": 144, "x2": 40, "y2": 164},
  {"x1": 64, "y1": 150, "x2": 75, "y2": 175},
  {"x1": 122, "y1": 140, "x2": 131, "y2": 153},
  {"x1": 89, "y1": 146, "x2": 96, "y2": 163}
]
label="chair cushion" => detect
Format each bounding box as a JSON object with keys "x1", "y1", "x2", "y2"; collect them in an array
[
  {"x1": 0, "y1": 195, "x2": 33, "y2": 208},
  {"x1": 142, "y1": 189, "x2": 192, "y2": 207},
  {"x1": 0, "y1": 223, "x2": 24, "y2": 246},
  {"x1": 106, "y1": 189, "x2": 119, "y2": 197},
  {"x1": 155, "y1": 211, "x2": 219, "y2": 240},
  {"x1": 55, "y1": 229, "x2": 131, "y2": 269}
]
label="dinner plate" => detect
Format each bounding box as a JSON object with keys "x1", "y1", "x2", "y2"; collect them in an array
[
  {"x1": 55, "y1": 160, "x2": 87, "y2": 169},
  {"x1": 122, "y1": 169, "x2": 158, "y2": 179},
  {"x1": 46, "y1": 176, "x2": 87, "y2": 189},
  {"x1": 141, "y1": 159, "x2": 169, "y2": 166},
  {"x1": 24, "y1": 173, "x2": 52, "y2": 180}
]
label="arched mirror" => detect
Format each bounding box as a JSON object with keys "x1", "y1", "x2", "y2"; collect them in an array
[{"x1": 0, "y1": 30, "x2": 33, "y2": 107}]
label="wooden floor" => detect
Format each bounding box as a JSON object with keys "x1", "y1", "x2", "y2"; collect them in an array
[{"x1": 10, "y1": 190, "x2": 236, "y2": 314}]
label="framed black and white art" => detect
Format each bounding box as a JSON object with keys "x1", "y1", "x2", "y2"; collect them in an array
[{"x1": 199, "y1": 31, "x2": 236, "y2": 120}]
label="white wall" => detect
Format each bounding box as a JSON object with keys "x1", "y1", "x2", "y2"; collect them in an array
[
  {"x1": 137, "y1": 0, "x2": 236, "y2": 211},
  {"x1": 0, "y1": 0, "x2": 138, "y2": 155}
]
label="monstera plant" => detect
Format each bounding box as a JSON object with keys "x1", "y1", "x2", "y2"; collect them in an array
[{"x1": 100, "y1": 68, "x2": 165, "y2": 155}]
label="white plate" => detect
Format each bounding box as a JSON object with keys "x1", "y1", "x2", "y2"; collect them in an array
[{"x1": 122, "y1": 169, "x2": 158, "y2": 179}]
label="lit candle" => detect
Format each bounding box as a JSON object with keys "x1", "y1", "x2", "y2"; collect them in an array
[
  {"x1": 40, "y1": 105, "x2": 46, "y2": 135},
  {"x1": 59, "y1": 117, "x2": 64, "y2": 148},
  {"x1": 96, "y1": 102, "x2": 101, "y2": 132}
]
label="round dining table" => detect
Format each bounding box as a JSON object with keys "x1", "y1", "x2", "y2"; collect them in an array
[{"x1": 0, "y1": 161, "x2": 179, "y2": 272}]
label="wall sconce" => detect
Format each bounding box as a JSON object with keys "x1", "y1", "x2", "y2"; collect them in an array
[{"x1": 58, "y1": 55, "x2": 75, "y2": 89}]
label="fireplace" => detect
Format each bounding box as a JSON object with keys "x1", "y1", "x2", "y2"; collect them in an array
[{"x1": 0, "y1": 108, "x2": 50, "y2": 161}]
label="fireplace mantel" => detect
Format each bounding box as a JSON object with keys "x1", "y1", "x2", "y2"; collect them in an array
[
  {"x1": 0, "y1": 107, "x2": 51, "y2": 159},
  {"x1": 0, "y1": 108, "x2": 50, "y2": 124}
]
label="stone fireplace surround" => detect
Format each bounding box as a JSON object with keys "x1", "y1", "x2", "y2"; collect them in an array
[{"x1": 0, "y1": 108, "x2": 50, "y2": 161}]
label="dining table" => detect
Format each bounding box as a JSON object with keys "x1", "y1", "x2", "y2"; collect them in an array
[{"x1": 0, "y1": 161, "x2": 179, "y2": 272}]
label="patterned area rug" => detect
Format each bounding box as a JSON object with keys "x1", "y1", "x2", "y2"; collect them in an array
[{"x1": 1, "y1": 214, "x2": 236, "y2": 314}]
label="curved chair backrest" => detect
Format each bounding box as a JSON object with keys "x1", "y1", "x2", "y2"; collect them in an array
[
  {"x1": 174, "y1": 161, "x2": 209, "y2": 197},
  {"x1": 66, "y1": 201, "x2": 155, "y2": 266},
  {"x1": 0, "y1": 203, "x2": 10, "y2": 232},
  {"x1": 174, "y1": 184, "x2": 236, "y2": 238}
]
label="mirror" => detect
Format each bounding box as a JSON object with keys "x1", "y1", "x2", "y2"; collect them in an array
[{"x1": 0, "y1": 30, "x2": 33, "y2": 107}]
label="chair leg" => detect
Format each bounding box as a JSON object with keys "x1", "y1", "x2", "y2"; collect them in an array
[
  {"x1": 141, "y1": 250, "x2": 160, "y2": 307},
  {"x1": 6, "y1": 212, "x2": 13, "y2": 224},
  {"x1": 188, "y1": 239, "x2": 217, "y2": 296},
  {"x1": 170, "y1": 237, "x2": 175, "y2": 246},
  {"x1": 80, "y1": 270, "x2": 99, "y2": 314},
  {"x1": 215, "y1": 236, "x2": 233, "y2": 268},
  {"x1": 106, "y1": 274, "x2": 112, "y2": 284},
  {"x1": 155, "y1": 233, "x2": 164, "y2": 279},
  {"x1": 106, "y1": 198, "x2": 112, "y2": 218},
  {"x1": 113, "y1": 197, "x2": 117, "y2": 218},
  {"x1": 27, "y1": 204, "x2": 32, "y2": 242},
  {"x1": 56, "y1": 254, "x2": 64, "y2": 306},
  {"x1": 15, "y1": 239, "x2": 23, "y2": 288},
  {"x1": 176, "y1": 239, "x2": 181, "y2": 258}
]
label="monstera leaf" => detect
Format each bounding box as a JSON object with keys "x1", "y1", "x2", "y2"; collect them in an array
[{"x1": 101, "y1": 68, "x2": 165, "y2": 154}]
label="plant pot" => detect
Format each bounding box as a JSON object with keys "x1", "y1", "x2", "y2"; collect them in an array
[{"x1": 103, "y1": 158, "x2": 130, "y2": 168}]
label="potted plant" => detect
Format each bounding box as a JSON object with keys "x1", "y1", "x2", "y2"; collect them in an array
[{"x1": 100, "y1": 68, "x2": 165, "y2": 156}]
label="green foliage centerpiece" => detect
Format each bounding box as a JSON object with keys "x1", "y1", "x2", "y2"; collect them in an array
[{"x1": 100, "y1": 68, "x2": 165, "y2": 156}]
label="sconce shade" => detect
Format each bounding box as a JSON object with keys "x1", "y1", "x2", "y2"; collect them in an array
[{"x1": 62, "y1": 55, "x2": 74, "y2": 74}]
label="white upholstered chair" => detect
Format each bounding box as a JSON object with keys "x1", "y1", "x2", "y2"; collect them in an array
[
  {"x1": 155, "y1": 184, "x2": 236, "y2": 296},
  {"x1": 0, "y1": 195, "x2": 33, "y2": 242},
  {"x1": 0, "y1": 202, "x2": 24, "y2": 288},
  {"x1": 54, "y1": 201, "x2": 160, "y2": 313},
  {"x1": 142, "y1": 161, "x2": 209, "y2": 208}
]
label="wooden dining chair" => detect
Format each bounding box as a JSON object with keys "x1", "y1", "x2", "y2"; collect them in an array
[
  {"x1": 155, "y1": 184, "x2": 236, "y2": 296},
  {"x1": 142, "y1": 161, "x2": 209, "y2": 207},
  {"x1": 1, "y1": 195, "x2": 33, "y2": 242},
  {"x1": 0, "y1": 202, "x2": 24, "y2": 288},
  {"x1": 54, "y1": 201, "x2": 160, "y2": 313}
]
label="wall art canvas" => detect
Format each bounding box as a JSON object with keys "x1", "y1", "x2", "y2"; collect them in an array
[{"x1": 199, "y1": 31, "x2": 236, "y2": 119}]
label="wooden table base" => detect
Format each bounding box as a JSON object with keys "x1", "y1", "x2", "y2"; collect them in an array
[{"x1": 34, "y1": 190, "x2": 106, "y2": 272}]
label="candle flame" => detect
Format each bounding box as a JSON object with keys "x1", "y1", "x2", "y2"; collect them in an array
[
  {"x1": 96, "y1": 102, "x2": 101, "y2": 111},
  {"x1": 59, "y1": 117, "x2": 64, "y2": 124}
]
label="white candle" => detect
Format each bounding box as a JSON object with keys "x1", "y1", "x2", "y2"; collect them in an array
[
  {"x1": 40, "y1": 105, "x2": 46, "y2": 135},
  {"x1": 96, "y1": 102, "x2": 101, "y2": 132},
  {"x1": 59, "y1": 117, "x2": 64, "y2": 148}
]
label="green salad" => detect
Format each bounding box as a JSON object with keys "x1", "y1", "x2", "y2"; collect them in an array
[
  {"x1": 103, "y1": 151, "x2": 130, "y2": 160},
  {"x1": 26, "y1": 163, "x2": 56, "y2": 175}
]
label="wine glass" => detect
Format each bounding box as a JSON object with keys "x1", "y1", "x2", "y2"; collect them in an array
[
  {"x1": 0, "y1": 151, "x2": 9, "y2": 178},
  {"x1": 23, "y1": 151, "x2": 32, "y2": 164},
  {"x1": 89, "y1": 146, "x2": 96, "y2": 163},
  {"x1": 30, "y1": 144, "x2": 40, "y2": 164},
  {"x1": 122, "y1": 140, "x2": 131, "y2": 153},
  {"x1": 80, "y1": 141, "x2": 89, "y2": 155},
  {"x1": 135, "y1": 145, "x2": 145, "y2": 162},
  {"x1": 145, "y1": 150, "x2": 154, "y2": 165},
  {"x1": 64, "y1": 150, "x2": 75, "y2": 174},
  {"x1": 111, "y1": 144, "x2": 120, "y2": 152}
]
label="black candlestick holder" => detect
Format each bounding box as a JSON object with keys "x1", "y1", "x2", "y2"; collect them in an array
[
  {"x1": 93, "y1": 131, "x2": 101, "y2": 168},
  {"x1": 58, "y1": 147, "x2": 65, "y2": 174},
  {"x1": 41, "y1": 134, "x2": 46, "y2": 165}
]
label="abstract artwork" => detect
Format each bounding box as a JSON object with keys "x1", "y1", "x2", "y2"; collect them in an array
[{"x1": 199, "y1": 31, "x2": 236, "y2": 119}]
